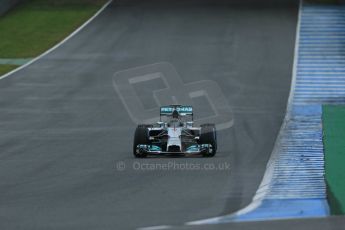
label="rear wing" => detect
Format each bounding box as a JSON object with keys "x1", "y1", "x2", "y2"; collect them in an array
[{"x1": 160, "y1": 105, "x2": 193, "y2": 119}]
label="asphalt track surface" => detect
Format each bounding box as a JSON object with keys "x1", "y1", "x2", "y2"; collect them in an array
[
  {"x1": 175, "y1": 216, "x2": 345, "y2": 230},
  {"x1": 0, "y1": 1, "x2": 298, "y2": 229}
]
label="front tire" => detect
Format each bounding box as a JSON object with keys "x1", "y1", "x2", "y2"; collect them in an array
[
  {"x1": 199, "y1": 124, "x2": 217, "y2": 157},
  {"x1": 133, "y1": 125, "x2": 151, "y2": 158}
]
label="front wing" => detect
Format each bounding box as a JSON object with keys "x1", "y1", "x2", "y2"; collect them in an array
[{"x1": 135, "y1": 144, "x2": 214, "y2": 156}]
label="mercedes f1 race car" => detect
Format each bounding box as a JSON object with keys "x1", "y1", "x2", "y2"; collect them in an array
[{"x1": 133, "y1": 105, "x2": 217, "y2": 158}]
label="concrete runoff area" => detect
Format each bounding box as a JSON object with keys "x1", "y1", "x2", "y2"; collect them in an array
[{"x1": 0, "y1": 0, "x2": 297, "y2": 229}]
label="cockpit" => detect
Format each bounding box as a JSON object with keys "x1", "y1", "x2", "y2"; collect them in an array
[{"x1": 168, "y1": 110, "x2": 183, "y2": 127}]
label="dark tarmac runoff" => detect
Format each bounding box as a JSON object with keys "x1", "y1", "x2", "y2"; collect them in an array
[{"x1": 0, "y1": 0, "x2": 298, "y2": 229}]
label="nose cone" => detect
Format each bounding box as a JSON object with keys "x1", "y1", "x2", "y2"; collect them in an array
[{"x1": 167, "y1": 127, "x2": 182, "y2": 151}]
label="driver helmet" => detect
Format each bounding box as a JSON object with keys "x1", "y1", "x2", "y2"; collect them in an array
[{"x1": 172, "y1": 109, "x2": 179, "y2": 119}]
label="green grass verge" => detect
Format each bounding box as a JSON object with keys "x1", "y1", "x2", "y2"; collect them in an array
[
  {"x1": 322, "y1": 105, "x2": 345, "y2": 215},
  {"x1": 0, "y1": 65, "x2": 19, "y2": 76},
  {"x1": 0, "y1": 0, "x2": 106, "y2": 58}
]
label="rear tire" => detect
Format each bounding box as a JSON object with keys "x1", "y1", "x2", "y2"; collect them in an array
[
  {"x1": 133, "y1": 125, "x2": 151, "y2": 158},
  {"x1": 199, "y1": 124, "x2": 217, "y2": 157}
]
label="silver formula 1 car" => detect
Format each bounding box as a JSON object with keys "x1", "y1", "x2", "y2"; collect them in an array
[{"x1": 133, "y1": 105, "x2": 217, "y2": 158}]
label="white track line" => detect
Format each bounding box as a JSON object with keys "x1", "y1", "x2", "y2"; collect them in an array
[{"x1": 0, "y1": 0, "x2": 113, "y2": 81}]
